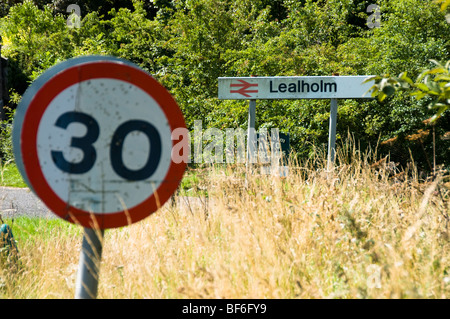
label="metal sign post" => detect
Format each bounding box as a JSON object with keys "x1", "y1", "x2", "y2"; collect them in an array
[
  {"x1": 75, "y1": 228, "x2": 104, "y2": 299},
  {"x1": 327, "y1": 98, "x2": 338, "y2": 171},
  {"x1": 247, "y1": 99, "x2": 257, "y2": 165},
  {"x1": 218, "y1": 76, "x2": 373, "y2": 168},
  {"x1": 13, "y1": 56, "x2": 187, "y2": 299}
]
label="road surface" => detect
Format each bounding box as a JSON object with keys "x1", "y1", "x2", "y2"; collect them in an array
[
  {"x1": 0, "y1": 186, "x2": 55, "y2": 219},
  {"x1": 0, "y1": 186, "x2": 206, "y2": 220}
]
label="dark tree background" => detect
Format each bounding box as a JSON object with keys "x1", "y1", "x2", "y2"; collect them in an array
[{"x1": 1, "y1": 0, "x2": 449, "y2": 171}]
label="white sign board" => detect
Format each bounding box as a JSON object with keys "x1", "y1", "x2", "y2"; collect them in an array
[{"x1": 218, "y1": 76, "x2": 373, "y2": 100}]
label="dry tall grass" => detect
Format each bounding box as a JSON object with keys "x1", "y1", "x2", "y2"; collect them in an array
[{"x1": 1, "y1": 139, "x2": 449, "y2": 299}]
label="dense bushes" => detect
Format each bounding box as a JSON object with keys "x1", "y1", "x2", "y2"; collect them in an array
[{"x1": 0, "y1": 0, "x2": 449, "y2": 171}]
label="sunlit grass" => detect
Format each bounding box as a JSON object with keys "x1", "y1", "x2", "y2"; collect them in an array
[
  {"x1": 0, "y1": 161, "x2": 27, "y2": 188},
  {"x1": 0, "y1": 139, "x2": 448, "y2": 298}
]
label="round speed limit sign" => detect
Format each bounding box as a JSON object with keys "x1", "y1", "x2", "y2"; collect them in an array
[{"x1": 13, "y1": 56, "x2": 187, "y2": 229}]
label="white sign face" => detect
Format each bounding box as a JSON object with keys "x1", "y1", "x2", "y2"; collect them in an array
[
  {"x1": 218, "y1": 76, "x2": 373, "y2": 100},
  {"x1": 36, "y1": 78, "x2": 172, "y2": 214}
]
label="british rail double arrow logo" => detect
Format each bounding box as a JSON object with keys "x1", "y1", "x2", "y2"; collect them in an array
[{"x1": 230, "y1": 79, "x2": 258, "y2": 97}]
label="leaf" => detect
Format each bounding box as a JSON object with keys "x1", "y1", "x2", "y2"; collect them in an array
[
  {"x1": 441, "y1": 0, "x2": 450, "y2": 11},
  {"x1": 430, "y1": 102, "x2": 448, "y2": 109},
  {"x1": 434, "y1": 75, "x2": 450, "y2": 82},
  {"x1": 428, "y1": 104, "x2": 449, "y2": 122},
  {"x1": 362, "y1": 75, "x2": 381, "y2": 84},
  {"x1": 428, "y1": 59, "x2": 443, "y2": 67},
  {"x1": 410, "y1": 91, "x2": 429, "y2": 100},
  {"x1": 399, "y1": 72, "x2": 414, "y2": 86},
  {"x1": 379, "y1": 78, "x2": 389, "y2": 91},
  {"x1": 364, "y1": 84, "x2": 378, "y2": 97},
  {"x1": 382, "y1": 85, "x2": 396, "y2": 96},
  {"x1": 378, "y1": 92, "x2": 387, "y2": 102},
  {"x1": 415, "y1": 83, "x2": 430, "y2": 91},
  {"x1": 426, "y1": 67, "x2": 446, "y2": 75},
  {"x1": 398, "y1": 80, "x2": 411, "y2": 89},
  {"x1": 426, "y1": 81, "x2": 441, "y2": 94},
  {"x1": 416, "y1": 69, "x2": 430, "y2": 82}
]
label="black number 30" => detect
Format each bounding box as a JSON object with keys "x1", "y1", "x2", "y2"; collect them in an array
[{"x1": 51, "y1": 111, "x2": 162, "y2": 181}]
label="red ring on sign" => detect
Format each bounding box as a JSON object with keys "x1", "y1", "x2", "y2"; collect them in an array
[{"x1": 21, "y1": 61, "x2": 187, "y2": 229}]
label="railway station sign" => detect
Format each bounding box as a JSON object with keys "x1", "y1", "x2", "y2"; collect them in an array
[
  {"x1": 218, "y1": 75, "x2": 374, "y2": 172},
  {"x1": 218, "y1": 76, "x2": 373, "y2": 100}
]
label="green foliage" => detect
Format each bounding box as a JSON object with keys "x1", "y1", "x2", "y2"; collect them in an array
[
  {"x1": 366, "y1": 60, "x2": 450, "y2": 122},
  {"x1": 0, "y1": 123, "x2": 13, "y2": 163},
  {"x1": 3, "y1": 216, "x2": 81, "y2": 246},
  {"x1": 435, "y1": 0, "x2": 450, "y2": 11},
  {"x1": 363, "y1": 0, "x2": 450, "y2": 171},
  {"x1": 1, "y1": 1, "x2": 69, "y2": 83},
  {"x1": 0, "y1": 104, "x2": 14, "y2": 164},
  {"x1": 0, "y1": 162, "x2": 26, "y2": 188},
  {"x1": 0, "y1": 0, "x2": 449, "y2": 171}
]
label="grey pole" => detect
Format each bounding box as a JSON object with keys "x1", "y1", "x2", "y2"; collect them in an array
[
  {"x1": 247, "y1": 99, "x2": 257, "y2": 165},
  {"x1": 75, "y1": 227, "x2": 104, "y2": 299},
  {"x1": 327, "y1": 98, "x2": 338, "y2": 171}
]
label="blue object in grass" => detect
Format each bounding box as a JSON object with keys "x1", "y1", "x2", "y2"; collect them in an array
[{"x1": 0, "y1": 224, "x2": 17, "y2": 253}]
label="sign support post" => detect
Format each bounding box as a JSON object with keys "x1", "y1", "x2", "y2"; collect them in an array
[
  {"x1": 75, "y1": 228, "x2": 104, "y2": 299},
  {"x1": 247, "y1": 99, "x2": 257, "y2": 165},
  {"x1": 327, "y1": 98, "x2": 338, "y2": 171}
]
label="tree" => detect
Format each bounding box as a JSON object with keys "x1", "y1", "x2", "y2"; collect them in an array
[
  {"x1": 365, "y1": 59, "x2": 449, "y2": 122},
  {"x1": 1, "y1": 0, "x2": 449, "y2": 169},
  {"x1": 364, "y1": 0, "x2": 450, "y2": 171}
]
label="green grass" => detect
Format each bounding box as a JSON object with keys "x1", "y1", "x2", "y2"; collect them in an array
[
  {"x1": 178, "y1": 167, "x2": 209, "y2": 196},
  {"x1": 3, "y1": 217, "x2": 81, "y2": 244},
  {"x1": 0, "y1": 160, "x2": 205, "y2": 194},
  {"x1": 0, "y1": 162, "x2": 27, "y2": 188}
]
